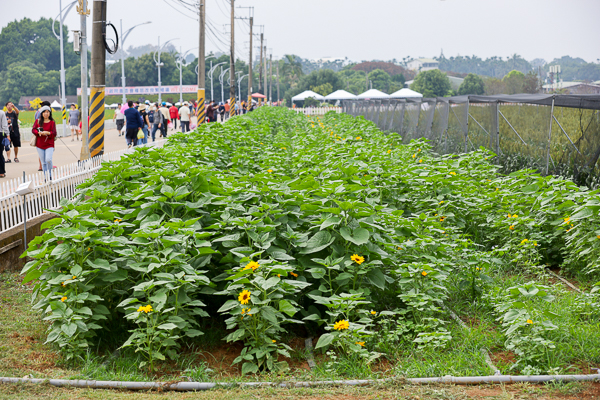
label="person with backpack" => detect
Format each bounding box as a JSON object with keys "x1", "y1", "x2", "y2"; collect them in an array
[{"x1": 150, "y1": 104, "x2": 164, "y2": 142}]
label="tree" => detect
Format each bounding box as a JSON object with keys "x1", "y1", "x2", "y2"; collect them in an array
[
  {"x1": 0, "y1": 17, "x2": 79, "y2": 72},
  {"x1": 522, "y1": 71, "x2": 540, "y2": 94},
  {"x1": 483, "y1": 77, "x2": 505, "y2": 95},
  {"x1": 0, "y1": 61, "x2": 46, "y2": 104},
  {"x1": 458, "y1": 73, "x2": 485, "y2": 95},
  {"x1": 65, "y1": 65, "x2": 81, "y2": 95},
  {"x1": 367, "y1": 69, "x2": 391, "y2": 92},
  {"x1": 503, "y1": 70, "x2": 525, "y2": 94},
  {"x1": 410, "y1": 70, "x2": 451, "y2": 97},
  {"x1": 311, "y1": 83, "x2": 333, "y2": 96},
  {"x1": 279, "y1": 55, "x2": 304, "y2": 88}
]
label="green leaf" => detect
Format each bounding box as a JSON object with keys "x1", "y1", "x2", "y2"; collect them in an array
[
  {"x1": 367, "y1": 268, "x2": 386, "y2": 290},
  {"x1": 339, "y1": 227, "x2": 370, "y2": 245},
  {"x1": 157, "y1": 323, "x2": 178, "y2": 330},
  {"x1": 279, "y1": 299, "x2": 297, "y2": 317},
  {"x1": 299, "y1": 231, "x2": 335, "y2": 254},
  {"x1": 217, "y1": 299, "x2": 240, "y2": 313},
  {"x1": 320, "y1": 216, "x2": 341, "y2": 230},
  {"x1": 315, "y1": 333, "x2": 334, "y2": 349},
  {"x1": 242, "y1": 361, "x2": 259, "y2": 375},
  {"x1": 86, "y1": 258, "x2": 112, "y2": 271},
  {"x1": 61, "y1": 323, "x2": 77, "y2": 337},
  {"x1": 51, "y1": 243, "x2": 70, "y2": 257}
]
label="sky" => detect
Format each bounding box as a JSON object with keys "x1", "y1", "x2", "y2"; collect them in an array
[{"x1": 2, "y1": 0, "x2": 599, "y2": 64}]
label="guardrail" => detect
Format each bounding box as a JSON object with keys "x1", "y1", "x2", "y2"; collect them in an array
[{"x1": 0, "y1": 140, "x2": 167, "y2": 234}]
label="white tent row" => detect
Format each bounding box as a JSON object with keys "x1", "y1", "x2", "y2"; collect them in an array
[
  {"x1": 324, "y1": 89, "x2": 356, "y2": 100},
  {"x1": 292, "y1": 90, "x2": 325, "y2": 102},
  {"x1": 390, "y1": 88, "x2": 423, "y2": 98}
]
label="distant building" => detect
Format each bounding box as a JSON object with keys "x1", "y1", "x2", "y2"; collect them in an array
[
  {"x1": 405, "y1": 74, "x2": 464, "y2": 92},
  {"x1": 407, "y1": 58, "x2": 439, "y2": 72},
  {"x1": 542, "y1": 82, "x2": 600, "y2": 94}
]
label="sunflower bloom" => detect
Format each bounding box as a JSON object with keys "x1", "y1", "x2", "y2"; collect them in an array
[
  {"x1": 61, "y1": 296, "x2": 67, "y2": 302},
  {"x1": 422, "y1": 271, "x2": 428, "y2": 276},
  {"x1": 370, "y1": 311, "x2": 377, "y2": 315},
  {"x1": 333, "y1": 320, "x2": 349, "y2": 330},
  {"x1": 356, "y1": 341, "x2": 365, "y2": 347},
  {"x1": 449, "y1": 172, "x2": 456, "y2": 176},
  {"x1": 267, "y1": 169, "x2": 273, "y2": 173},
  {"x1": 243, "y1": 261, "x2": 260, "y2": 271},
  {"x1": 526, "y1": 319, "x2": 533, "y2": 324},
  {"x1": 272, "y1": 340, "x2": 276, "y2": 343},
  {"x1": 290, "y1": 271, "x2": 298, "y2": 277},
  {"x1": 350, "y1": 254, "x2": 365, "y2": 265},
  {"x1": 563, "y1": 216, "x2": 571, "y2": 224},
  {"x1": 521, "y1": 239, "x2": 529, "y2": 245},
  {"x1": 238, "y1": 290, "x2": 251, "y2": 305},
  {"x1": 509, "y1": 225, "x2": 515, "y2": 230}
]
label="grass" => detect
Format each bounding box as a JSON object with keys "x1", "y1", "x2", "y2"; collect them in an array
[{"x1": 17, "y1": 109, "x2": 115, "y2": 127}]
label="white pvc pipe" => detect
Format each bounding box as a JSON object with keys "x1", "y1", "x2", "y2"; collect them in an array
[{"x1": 1, "y1": 373, "x2": 599, "y2": 391}]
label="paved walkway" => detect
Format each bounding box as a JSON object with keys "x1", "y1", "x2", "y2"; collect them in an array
[{"x1": 2, "y1": 124, "x2": 182, "y2": 180}]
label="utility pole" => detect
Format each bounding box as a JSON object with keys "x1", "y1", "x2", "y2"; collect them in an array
[
  {"x1": 52, "y1": 0, "x2": 76, "y2": 138},
  {"x1": 78, "y1": 0, "x2": 91, "y2": 160},
  {"x1": 197, "y1": 0, "x2": 206, "y2": 124},
  {"x1": 229, "y1": 0, "x2": 235, "y2": 113},
  {"x1": 248, "y1": 17, "x2": 253, "y2": 111},
  {"x1": 263, "y1": 44, "x2": 267, "y2": 105},
  {"x1": 89, "y1": 0, "x2": 106, "y2": 158},
  {"x1": 269, "y1": 53, "x2": 273, "y2": 104},
  {"x1": 259, "y1": 33, "x2": 263, "y2": 96},
  {"x1": 276, "y1": 59, "x2": 280, "y2": 105}
]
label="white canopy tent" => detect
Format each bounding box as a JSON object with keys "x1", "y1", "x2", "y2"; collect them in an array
[
  {"x1": 390, "y1": 88, "x2": 423, "y2": 98},
  {"x1": 50, "y1": 100, "x2": 62, "y2": 109},
  {"x1": 324, "y1": 90, "x2": 357, "y2": 101},
  {"x1": 356, "y1": 89, "x2": 390, "y2": 99},
  {"x1": 291, "y1": 90, "x2": 325, "y2": 102}
]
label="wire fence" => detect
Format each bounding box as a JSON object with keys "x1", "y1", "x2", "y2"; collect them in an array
[
  {"x1": 343, "y1": 95, "x2": 600, "y2": 188},
  {"x1": 0, "y1": 140, "x2": 167, "y2": 234}
]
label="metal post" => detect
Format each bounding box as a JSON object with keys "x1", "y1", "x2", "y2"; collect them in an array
[
  {"x1": 197, "y1": 0, "x2": 206, "y2": 124},
  {"x1": 269, "y1": 53, "x2": 273, "y2": 104},
  {"x1": 259, "y1": 33, "x2": 263, "y2": 94},
  {"x1": 157, "y1": 36, "x2": 162, "y2": 104},
  {"x1": 179, "y1": 46, "x2": 183, "y2": 104},
  {"x1": 276, "y1": 59, "x2": 280, "y2": 105},
  {"x1": 229, "y1": 0, "x2": 235, "y2": 111},
  {"x1": 210, "y1": 60, "x2": 213, "y2": 101},
  {"x1": 263, "y1": 44, "x2": 267, "y2": 103},
  {"x1": 120, "y1": 19, "x2": 126, "y2": 104},
  {"x1": 89, "y1": 0, "x2": 106, "y2": 158},
  {"x1": 22, "y1": 172, "x2": 27, "y2": 250},
  {"x1": 79, "y1": 0, "x2": 91, "y2": 161},
  {"x1": 248, "y1": 16, "x2": 253, "y2": 111},
  {"x1": 58, "y1": 0, "x2": 68, "y2": 138},
  {"x1": 464, "y1": 99, "x2": 469, "y2": 153},
  {"x1": 545, "y1": 97, "x2": 555, "y2": 175}
]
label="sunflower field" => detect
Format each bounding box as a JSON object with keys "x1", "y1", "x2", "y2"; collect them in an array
[{"x1": 19, "y1": 107, "x2": 600, "y2": 379}]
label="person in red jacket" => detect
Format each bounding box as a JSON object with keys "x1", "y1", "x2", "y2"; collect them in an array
[
  {"x1": 169, "y1": 103, "x2": 179, "y2": 130},
  {"x1": 31, "y1": 106, "x2": 57, "y2": 181}
]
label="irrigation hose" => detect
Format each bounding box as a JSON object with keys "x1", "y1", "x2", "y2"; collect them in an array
[{"x1": 1, "y1": 373, "x2": 600, "y2": 391}]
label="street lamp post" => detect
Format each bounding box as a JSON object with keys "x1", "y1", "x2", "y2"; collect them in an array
[
  {"x1": 219, "y1": 67, "x2": 230, "y2": 103},
  {"x1": 153, "y1": 37, "x2": 178, "y2": 104},
  {"x1": 208, "y1": 61, "x2": 226, "y2": 102},
  {"x1": 120, "y1": 20, "x2": 151, "y2": 104},
  {"x1": 194, "y1": 55, "x2": 216, "y2": 99},
  {"x1": 52, "y1": 0, "x2": 77, "y2": 138},
  {"x1": 177, "y1": 47, "x2": 197, "y2": 104}
]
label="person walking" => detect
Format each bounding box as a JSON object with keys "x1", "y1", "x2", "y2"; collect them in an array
[
  {"x1": 179, "y1": 101, "x2": 190, "y2": 132},
  {"x1": 31, "y1": 106, "x2": 57, "y2": 181},
  {"x1": 113, "y1": 103, "x2": 125, "y2": 136},
  {"x1": 169, "y1": 103, "x2": 179, "y2": 130},
  {"x1": 5, "y1": 102, "x2": 21, "y2": 163},
  {"x1": 68, "y1": 104, "x2": 80, "y2": 141},
  {"x1": 224, "y1": 101, "x2": 230, "y2": 120},
  {"x1": 123, "y1": 100, "x2": 143, "y2": 147},
  {"x1": 138, "y1": 104, "x2": 150, "y2": 145},
  {"x1": 150, "y1": 104, "x2": 164, "y2": 142},
  {"x1": 206, "y1": 101, "x2": 215, "y2": 123},
  {"x1": 159, "y1": 102, "x2": 170, "y2": 137},
  {"x1": 0, "y1": 109, "x2": 8, "y2": 178}
]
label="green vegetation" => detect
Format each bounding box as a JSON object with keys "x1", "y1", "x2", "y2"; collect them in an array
[
  {"x1": 17, "y1": 107, "x2": 600, "y2": 384},
  {"x1": 458, "y1": 73, "x2": 485, "y2": 95},
  {"x1": 410, "y1": 69, "x2": 452, "y2": 97}
]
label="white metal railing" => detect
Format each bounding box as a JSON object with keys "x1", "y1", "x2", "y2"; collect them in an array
[
  {"x1": 291, "y1": 107, "x2": 342, "y2": 116},
  {"x1": 0, "y1": 140, "x2": 167, "y2": 234}
]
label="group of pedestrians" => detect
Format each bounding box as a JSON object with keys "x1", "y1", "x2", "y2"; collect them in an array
[{"x1": 0, "y1": 101, "x2": 22, "y2": 178}]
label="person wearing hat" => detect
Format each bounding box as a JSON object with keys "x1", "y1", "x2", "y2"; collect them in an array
[
  {"x1": 31, "y1": 105, "x2": 57, "y2": 181},
  {"x1": 179, "y1": 101, "x2": 191, "y2": 132}
]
